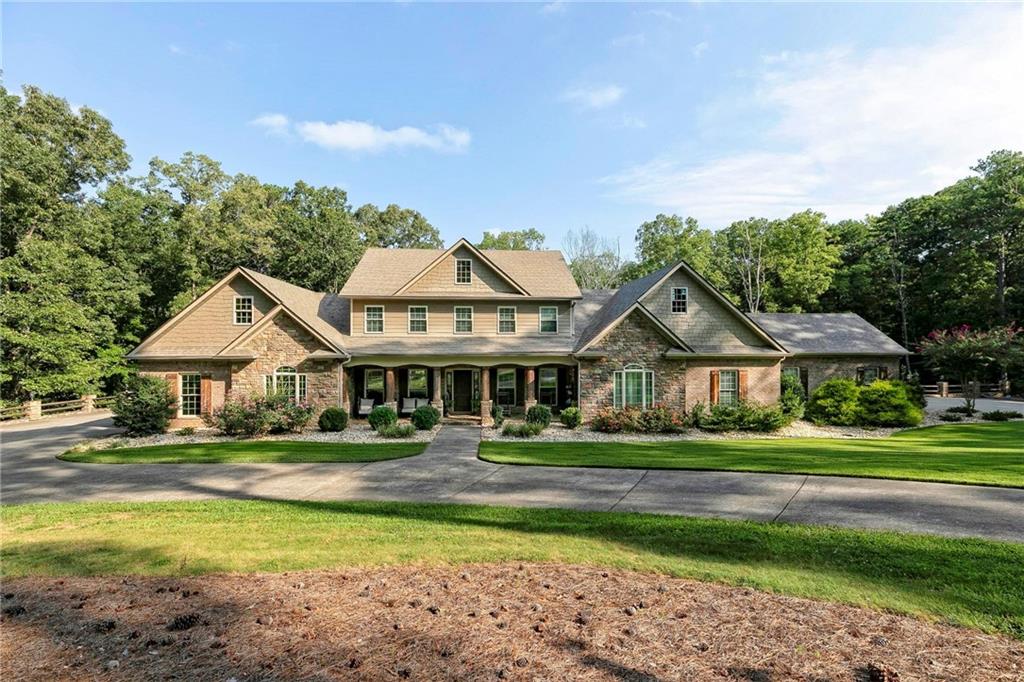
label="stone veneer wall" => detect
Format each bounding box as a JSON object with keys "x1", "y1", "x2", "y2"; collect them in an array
[
  {"x1": 232, "y1": 314, "x2": 341, "y2": 410},
  {"x1": 578, "y1": 311, "x2": 687, "y2": 420},
  {"x1": 137, "y1": 360, "x2": 232, "y2": 429},
  {"x1": 782, "y1": 356, "x2": 902, "y2": 394}
]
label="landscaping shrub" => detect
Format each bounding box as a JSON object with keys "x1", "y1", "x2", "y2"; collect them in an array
[
  {"x1": 176, "y1": 426, "x2": 196, "y2": 436},
  {"x1": 262, "y1": 394, "x2": 316, "y2": 434},
  {"x1": 903, "y1": 374, "x2": 928, "y2": 409},
  {"x1": 780, "y1": 373, "x2": 806, "y2": 420},
  {"x1": 526, "y1": 404, "x2": 552, "y2": 427},
  {"x1": 981, "y1": 410, "x2": 1021, "y2": 421},
  {"x1": 697, "y1": 402, "x2": 790, "y2": 432},
  {"x1": 806, "y1": 379, "x2": 861, "y2": 426},
  {"x1": 590, "y1": 406, "x2": 686, "y2": 433},
  {"x1": 590, "y1": 407, "x2": 643, "y2": 433},
  {"x1": 856, "y1": 380, "x2": 923, "y2": 427},
  {"x1": 411, "y1": 404, "x2": 441, "y2": 430},
  {"x1": 491, "y1": 404, "x2": 505, "y2": 428},
  {"x1": 205, "y1": 395, "x2": 315, "y2": 436},
  {"x1": 112, "y1": 375, "x2": 177, "y2": 436},
  {"x1": 377, "y1": 423, "x2": 416, "y2": 438},
  {"x1": 945, "y1": 405, "x2": 977, "y2": 415},
  {"x1": 367, "y1": 405, "x2": 398, "y2": 430},
  {"x1": 638, "y1": 405, "x2": 687, "y2": 433},
  {"x1": 559, "y1": 406, "x2": 582, "y2": 429},
  {"x1": 318, "y1": 407, "x2": 348, "y2": 432},
  {"x1": 501, "y1": 422, "x2": 545, "y2": 438},
  {"x1": 939, "y1": 413, "x2": 964, "y2": 422}
]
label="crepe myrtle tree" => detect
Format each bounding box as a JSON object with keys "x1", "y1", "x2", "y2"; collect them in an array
[{"x1": 919, "y1": 324, "x2": 1023, "y2": 411}]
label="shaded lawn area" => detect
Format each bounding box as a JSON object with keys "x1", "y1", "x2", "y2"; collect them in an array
[
  {"x1": 479, "y1": 422, "x2": 1024, "y2": 488},
  {"x1": 2, "y1": 500, "x2": 1023, "y2": 639},
  {"x1": 59, "y1": 440, "x2": 426, "y2": 464}
]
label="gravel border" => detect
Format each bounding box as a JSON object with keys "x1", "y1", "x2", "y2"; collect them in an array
[
  {"x1": 77, "y1": 422, "x2": 439, "y2": 452},
  {"x1": 483, "y1": 409, "x2": 990, "y2": 442}
]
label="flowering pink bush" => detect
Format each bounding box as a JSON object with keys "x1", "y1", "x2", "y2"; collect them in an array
[
  {"x1": 591, "y1": 405, "x2": 687, "y2": 433},
  {"x1": 204, "y1": 394, "x2": 315, "y2": 436}
]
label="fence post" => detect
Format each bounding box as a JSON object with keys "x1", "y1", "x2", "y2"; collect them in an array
[
  {"x1": 82, "y1": 394, "x2": 97, "y2": 413},
  {"x1": 937, "y1": 381, "x2": 948, "y2": 397},
  {"x1": 25, "y1": 400, "x2": 42, "y2": 420}
]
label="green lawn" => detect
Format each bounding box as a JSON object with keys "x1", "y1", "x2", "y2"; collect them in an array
[
  {"x1": 2, "y1": 500, "x2": 1022, "y2": 638},
  {"x1": 479, "y1": 422, "x2": 1024, "y2": 488},
  {"x1": 59, "y1": 440, "x2": 426, "y2": 464}
]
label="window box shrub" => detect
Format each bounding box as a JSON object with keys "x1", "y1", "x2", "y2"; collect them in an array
[
  {"x1": 318, "y1": 407, "x2": 348, "y2": 432},
  {"x1": 367, "y1": 405, "x2": 398, "y2": 430}
]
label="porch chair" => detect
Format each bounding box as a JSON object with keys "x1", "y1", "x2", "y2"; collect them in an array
[{"x1": 358, "y1": 398, "x2": 375, "y2": 417}]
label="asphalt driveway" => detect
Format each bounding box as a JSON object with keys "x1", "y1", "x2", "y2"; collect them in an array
[{"x1": 2, "y1": 415, "x2": 1022, "y2": 543}]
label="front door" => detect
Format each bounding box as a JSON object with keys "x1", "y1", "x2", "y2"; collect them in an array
[{"x1": 452, "y1": 370, "x2": 473, "y2": 413}]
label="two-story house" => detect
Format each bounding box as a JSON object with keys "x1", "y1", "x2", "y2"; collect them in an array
[{"x1": 129, "y1": 238, "x2": 908, "y2": 427}]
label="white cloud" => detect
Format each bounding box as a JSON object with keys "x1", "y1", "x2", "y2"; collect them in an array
[
  {"x1": 250, "y1": 113, "x2": 290, "y2": 136},
  {"x1": 540, "y1": 1, "x2": 567, "y2": 15},
  {"x1": 602, "y1": 10, "x2": 1024, "y2": 225},
  {"x1": 611, "y1": 33, "x2": 646, "y2": 48},
  {"x1": 561, "y1": 84, "x2": 625, "y2": 110},
  {"x1": 168, "y1": 44, "x2": 186, "y2": 56},
  {"x1": 295, "y1": 120, "x2": 471, "y2": 153},
  {"x1": 691, "y1": 41, "x2": 709, "y2": 58}
]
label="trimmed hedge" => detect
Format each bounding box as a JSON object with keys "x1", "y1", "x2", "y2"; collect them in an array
[
  {"x1": 806, "y1": 378, "x2": 861, "y2": 426},
  {"x1": 856, "y1": 380, "x2": 923, "y2": 427},
  {"x1": 981, "y1": 410, "x2": 1022, "y2": 421},
  {"x1": 367, "y1": 405, "x2": 398, "y2": 430},
  {"x1": 112, "y1": 375, "x2": 177, "y2": 436},
  {"x1": 526, "y1": 404, "x2": 552, "y2": 427},
  {"x1": 318, "y1": 407, "x2": 348, "y2": 432},
  {"x1": 559, "y1": 406, "x2": 582, "y2": 429},
  {"x1": 411, "y1": 404, "x2": 441, "y2": 430},
  {"x1": 502, "y1": 422, "x2": 545, "y2": 438},
  {"x1": 377, "y1": 423, "x2": 416, "y2": 438}
]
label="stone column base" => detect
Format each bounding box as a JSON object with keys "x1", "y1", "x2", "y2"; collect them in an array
[
  {"x1": 524, "y1": 399, "x2": 537, "y2": 412},
  {"x1": 431, "y1": 400, "x2": 444, "y2": 413},
  {"x1": 480, "y1": 399, "x2": 494, "y2": 427},
  {"x1": 384, "y1": 401, "x2": 398, "y2": 413}
]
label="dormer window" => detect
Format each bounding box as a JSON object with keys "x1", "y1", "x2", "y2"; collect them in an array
[
  {"x1": 455, "y1": 258, "x2": 472, "y2": 285},
  {"x1": 234, "y1": 296, "x2": 253, "y2": 325},
  {"x1": 671, "y1": 287, "x2": 688, "y2": 314}
]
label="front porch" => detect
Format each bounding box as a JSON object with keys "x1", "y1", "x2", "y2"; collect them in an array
[{"x1": 346, "y1": 359, "x2": 576, "y2": 426}]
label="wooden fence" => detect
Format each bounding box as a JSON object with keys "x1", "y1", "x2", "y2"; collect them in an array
[
  {"x1": 0, "y1": 394, "x2": 113, "y2": 423},
  {"x1": 921, "y1": 382, "x2": 1003, "y2": 397}
]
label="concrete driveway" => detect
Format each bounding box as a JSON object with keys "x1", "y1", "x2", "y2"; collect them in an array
[
  {"x1": 927, "y1": 396, "x2": 1024, "y2": 414},
  {"x1": 2, "y1": 415, "x2": 1022, "y2": 543}
]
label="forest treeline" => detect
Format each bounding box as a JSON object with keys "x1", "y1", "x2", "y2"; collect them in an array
[{"x1": 2, "y1": 84, "x2": 1021, "y2": 401}]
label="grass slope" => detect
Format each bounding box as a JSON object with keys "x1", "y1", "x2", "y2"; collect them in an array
[
  {"x1": 59, "y1": 440, "x2": 426, "y2": 464},
  {"x1": 479, "y1": 422, "x2": 1024, "y2": 488},
  {"x1": 2, "y1": 500, "x2": 1022, "y2": 638}
]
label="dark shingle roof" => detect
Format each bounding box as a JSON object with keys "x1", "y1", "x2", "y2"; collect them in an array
[
  {"x1": 748, "y1": 313, "x2": 908, "y2": 355},
  {"x1": 573, "y1": 263, "x2": 678, "y2": 351}
]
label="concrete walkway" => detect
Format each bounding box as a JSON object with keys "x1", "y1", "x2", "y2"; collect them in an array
[{"x1": 2, "y1": 417, "x2": 1023, "y2": 543}]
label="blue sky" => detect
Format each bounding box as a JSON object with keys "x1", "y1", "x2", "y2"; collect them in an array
[{"x1": 5, "y1": 2, "x2": 1023, "y2": 257}]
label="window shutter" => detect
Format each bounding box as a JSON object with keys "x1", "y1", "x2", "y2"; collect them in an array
[
  {"x1": 738, "y1": 370, "x2": 748, "y2": 401},
  {"x1": 709, "y1": 370, "x2": 720, "y2": 405},
  {"x1": 799, "y1": 367, "x2": 809, "y2": 394},
  {"x1": 200, "y1": 376, "x2": 212, "y2": 415},
  {"x1": 613, "y1": 371, "x2": 623, "y2": 409},
  {"x1": 165, "y1": 373, "x2": 179, "y2": 401}
]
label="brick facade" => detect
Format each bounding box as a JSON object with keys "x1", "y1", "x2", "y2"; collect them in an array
[
  {"x1": 137, "y1": 360, "x2": 233, "y2": 429},
  {"x1": 578, "y1": 311, "x2": 688, "y2": 420},
  {"x1": 684, "y1": 359, "x2": 781, "y2": 409},
  {"x1": 781, "y1": 356, "x2": 902, "y2": 394}
]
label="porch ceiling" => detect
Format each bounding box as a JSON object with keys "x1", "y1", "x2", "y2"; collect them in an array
[{"x1": 345, "y1": 354, "x2": 576, "y2": 368}]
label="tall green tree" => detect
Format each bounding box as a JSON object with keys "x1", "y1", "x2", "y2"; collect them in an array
[
  {"x1": 765, "y1": 210, "x2": 840, "y2": 312},
  {"x1": 562, "y1": 227, "x2": 623, "y2": 289},
  {"x1": 633, "y1": 214, "x2": 719, "y2": 279},
  {"x1": 477, "y1": 228, "x2": 546, "y2": 250},
  {"x1": 355, "y1": 203, "x2": 443, "y2": 249}
]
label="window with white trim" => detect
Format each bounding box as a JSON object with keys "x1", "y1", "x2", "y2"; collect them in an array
[
  {"x1": 234, "y1": 296, "x2": 253, "y2": 325},
  {"x1": 364, "y1": 368, "x2": 385, "y2": 401},
  {"x1": 612, "y1": 364, "x2": 654, "y2": 409},
  {"x1": 180, "y1": 373, "x2": 202, "y2": 416},
  {"x1": 455, "y1": 258, "x2": 472, "y2": 284},
  {"x1": 407, "y1": 368, "x2": 428, "y2": 398},
  {"x1": 364, "y1": 305, "x2": 384, "y2": 334},
  {"x1": 497, "y1": 368, "x2": 516, "y2": 407},
  {"x1": 408, "y1": 306, "x2": 428, "y2": 334},
  {"x1": 264, "y1": 366, "x2": 307, "y2": 402},
  {"x1": 498, "y1": 306, "x2": 517, "y2": 334},
  {"x1": 538, "y1": 367, "x2": 558, "y2": 406},
  {"x1": 718, "y1": 369, "x2": 739, "y2": 406},
  {"x1": 670, "y1": 287, "x2": 688, "y2": 314},
  {"x1": 539, "y1": 306, "x2": 558, "y2": 333},
  {"x1": 454, "y1": 306, "x2": 473, "y2": 333}
]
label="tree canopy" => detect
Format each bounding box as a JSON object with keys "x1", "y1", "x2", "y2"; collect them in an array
[{"x1": 477, "y1": 228, "x2": 546, "y2": 250}]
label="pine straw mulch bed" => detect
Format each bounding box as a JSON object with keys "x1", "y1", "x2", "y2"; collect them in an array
[{"x1": 1, "y1": 564, "x2": 1021, "y2": 681}]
